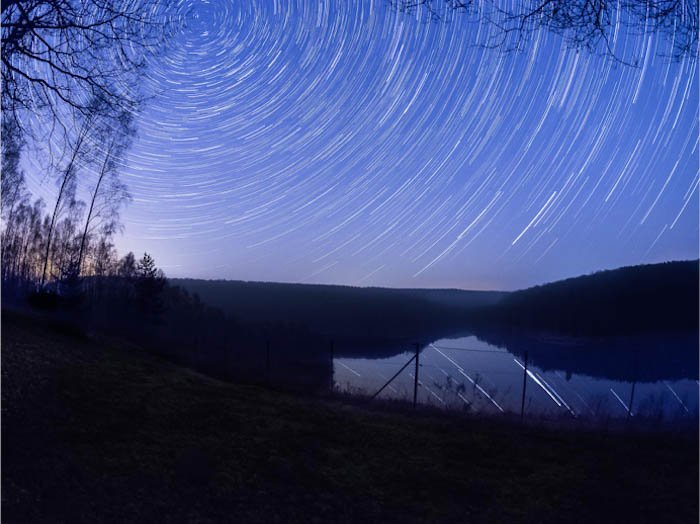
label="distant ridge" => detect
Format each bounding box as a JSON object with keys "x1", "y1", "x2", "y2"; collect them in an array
[
  {"x1": 482, "y1": 260, "x2": 699, "y2": 336},
  {"x1": 170, "y1": 277, "x2": 505, "y2": 339},
  {"x1": 172, "y1": 260, "x2": 698, "y2": 338}
]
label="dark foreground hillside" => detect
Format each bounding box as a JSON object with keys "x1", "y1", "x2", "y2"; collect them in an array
[{"x1": 2, "y1": 313, "x2": 698, "y2": 523}]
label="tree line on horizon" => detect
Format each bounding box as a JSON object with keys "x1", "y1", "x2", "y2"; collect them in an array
[
  {"x1": 0, "y1": 106, "x2": 330, "y2": 391},
  {"x1": 2, "y1": 0, "x2": 694, "y2": 299},
  {"x1": 0, "y1": 124, "x2": 330, "y2": 389},
  {"x1": 1, "y1": 108, "x2": 140, "y2": 297},
  {"x1": 2, "y1": 0, "x2": 696, "y2": 393},
  {"x1": 472, "y1": 260, "x2": 700, "y2": 336}
]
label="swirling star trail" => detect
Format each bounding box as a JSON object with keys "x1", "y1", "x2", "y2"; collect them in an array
[{"x1": 26, "y1": 0, "x2": 700, "y2": 288}]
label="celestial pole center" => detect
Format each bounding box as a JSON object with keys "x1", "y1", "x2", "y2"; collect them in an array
[{"x1": 32, "y1": 0, "x2": 699, "y2": 289}]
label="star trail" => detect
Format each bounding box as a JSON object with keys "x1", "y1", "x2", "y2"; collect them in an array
[{"x1": 25, "y1": 0, "x2": 700, "y2": 289}]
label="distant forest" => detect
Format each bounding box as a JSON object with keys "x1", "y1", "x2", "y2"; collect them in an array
[
  {"x1": 474, "y1": 260, "x2": 699, "y2": 337},
  {"x1": 2, "y1": 166, "x2": 697, "y2": 390},
  {"x1": 2, "y1": 0, "x2": 696, "y2": 395},
  {"x1": 174, "y1": 260, "x2": 698, "y2": 345},
  {"x1": 172, "y1": 279, "x2": 504, "y2": 354}
]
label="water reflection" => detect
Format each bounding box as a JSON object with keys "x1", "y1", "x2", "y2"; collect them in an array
[{"x1": 334, "y1": 334, "x2": 699, "y2": 421}]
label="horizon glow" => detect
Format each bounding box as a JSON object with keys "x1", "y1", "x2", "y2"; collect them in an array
[{"x1": 21, "y1": 0, "x2": 699, "y2": 291}]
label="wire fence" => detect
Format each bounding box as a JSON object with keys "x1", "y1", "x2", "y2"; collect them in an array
[
  {"x1": 330, "y1": 340, "x2": 699, "y2": 424},
  {"x1": 234, "y1": 335, "x2": 697, "y2": 426}
]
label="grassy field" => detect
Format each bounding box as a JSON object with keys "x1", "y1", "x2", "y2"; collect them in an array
[{"x1": 2, "y1": 311, "x2": 698, "y2": 523}]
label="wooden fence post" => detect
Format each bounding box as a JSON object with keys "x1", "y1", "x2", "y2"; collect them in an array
[
  {"x1": 413, "y1": 343, "x2": 420, "y2": 408},
  {"x1": 627, "y1": 349, "x2": 638, "y2": 421},
  {"x1": 330, "y1": 339, "x2": 335, "y2": 391},
  {"x1": 627, "y1": 381, "x2": 636, "y2": 420},
  {"x1": 520, "y1": 351, "x2": 528, "y2": 423}
]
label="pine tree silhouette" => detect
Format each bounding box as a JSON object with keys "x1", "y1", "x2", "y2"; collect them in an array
[
  {"x1": 136, "y1": 252, "x2": 159, "y2": 280},
  {"x1": 135, "y1": 252, "x2": 165, "y2": 323}
]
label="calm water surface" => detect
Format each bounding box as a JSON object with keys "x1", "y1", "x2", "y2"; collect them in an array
[{"x1": 334, "y1": 335, "x2": 699, "y2": 422}]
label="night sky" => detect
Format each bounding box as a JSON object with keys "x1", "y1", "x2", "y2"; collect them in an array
[{"x1": 26, "y1": 0, "x2": 700, "y2": 289}]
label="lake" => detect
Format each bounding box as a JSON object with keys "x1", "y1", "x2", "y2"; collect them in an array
[{"x1": 333, "y1": 333, "x2": 699, "y2": 423}]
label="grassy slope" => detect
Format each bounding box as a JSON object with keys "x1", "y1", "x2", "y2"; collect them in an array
[{"x1": 2, "y1": 313, "x2": 698, "y2": 523}]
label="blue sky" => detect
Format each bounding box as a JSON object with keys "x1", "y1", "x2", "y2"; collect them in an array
[{"x1": 25, "y1": 0, "x2": 700, "y2": 289}]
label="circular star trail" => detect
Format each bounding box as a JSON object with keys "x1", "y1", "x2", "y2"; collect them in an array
[{"x1": 30, "y1": 0, "x2": 700, "y2": 288}]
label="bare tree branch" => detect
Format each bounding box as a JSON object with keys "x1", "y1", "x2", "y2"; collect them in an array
[
  {"x1": 2, "y1": 0, "x2": 167, "y2": 147},
  {"x1": 393, "y1": 0, "x2": 698, "y2": 61}
]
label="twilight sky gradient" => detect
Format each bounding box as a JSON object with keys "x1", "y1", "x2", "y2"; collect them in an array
[{"x1": 29, "y1": 0, "x2": 700, "y2": 289}]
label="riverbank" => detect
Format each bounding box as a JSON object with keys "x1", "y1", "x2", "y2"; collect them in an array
[{"x1": 2, "y1": 312, "x2": 698, "y2": 523}]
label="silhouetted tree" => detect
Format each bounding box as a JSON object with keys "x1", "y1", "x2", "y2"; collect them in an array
[
  {"x1": 1, "y1": 115, "x2": 26, "y2": 223},
  {"x1": 395, "y1": 0, "x2": 697, "y2": 61},
  {"x1": 1, "y1": 0, "x2": 161, "y2": 291},
  {"x1": 118, "y1": 252, "x2": 137, "y2": 280},
  {"x1": 137, "y1": 253, "x2": 160, "y2": 280},
  {"x1": 91, "y1": 238, "x2": 117, "y2": 277},
  {"x1": 136, "y1": 252, "x2": 166, "y2": 323},
  {"x1": 1, "y1": 0, "x2": 164, "y2": 146},
  {"x1": 39, "y1": 113, "x2": 90, "y2": 286},
  {"x1": 77, "y1": 110, "x2": 134, "y2": 276}
]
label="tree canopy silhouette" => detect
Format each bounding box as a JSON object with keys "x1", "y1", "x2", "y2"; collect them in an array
[
  {"x1": 1, "y1": 0, "x2": 163, "y2": 143},
  {"x1": 395, "y1": 0, "x2": 697, "y2": 61}
]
